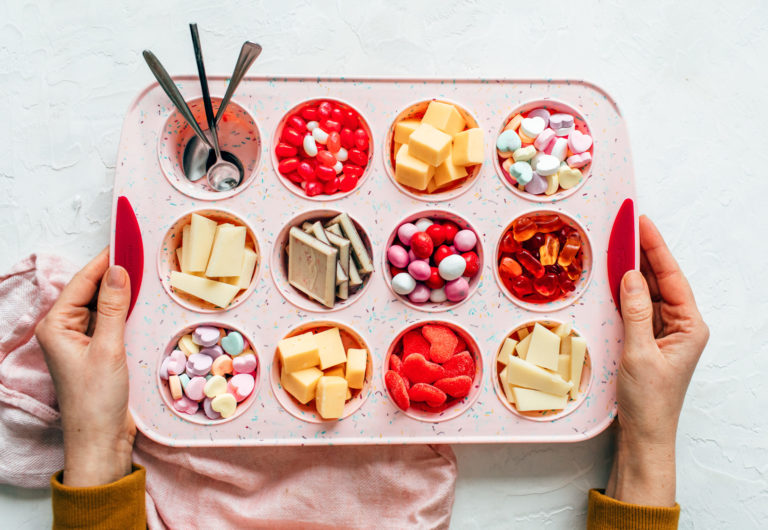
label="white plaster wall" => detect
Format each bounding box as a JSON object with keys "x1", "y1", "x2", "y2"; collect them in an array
[{"x1": 1, "y1": 0, "x2": 766, "y2": 528}]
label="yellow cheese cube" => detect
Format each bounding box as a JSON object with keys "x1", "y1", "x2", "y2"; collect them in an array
[
  {"x1": 515, "y1": 333, "x2": 532, "y2": 360},
  {"x1": 278, "y1": 332, "x2": 320, "y2": 373},
  {"x1": 512, "y1": 387, "x2": 568, "y2": 412},
  {"x1": 395, "y1": 144, "x2": 434, "y2": 191},
  {"x1": 421, "y1": 101, "x2": 466, "y2": 136},
  {"x1": 314, "y1": 327, "x2": 347, "y2": 370},
  {"x1": 556, "y1": 355, "x2": 571, "y2": 381},
  {"x1": 186, "y1": 214, "x2": 218, "y2": 272},
  {"x1": 407, "y1": 123, "x2": 452, "y2": 167},
  {"x1": 452, "y1": 128, "x2": 484, "y2": 166},
  {"x1": 316, "y1": 376, "x2": 348, "y2": 419},
  {"x1": 221, "y1": 247, "x2": 258, "y2": 290},
  {"x1": 570, "y1": 337, "x2": 587, "y2": 399},
  {"x1": 505, "y1": 356, "x2": 572, "y2": 396},
  {"x1": 170, "y1": 271, "x2": 240, "y2": 308},
  {"x1": 205, "y1": 224, "x2": 246, "y2": 278},
  {"x1": 324, "y1": 365, "x2": 345, "y2": 378},
  {"x1": 498, "y1": 367, "x2": 515, "y2": 404},
  {"x1": 433, "y1": 150, "x2": 468, "y2": 188},
  {"x1": 426, "y1": 177, "x2": 439, "y2": 194},
  {"x1": 394, "y1": 119, "x2": 420, "y2": 144},
  {"x1": 525, "y1": 323, "x2": 561, "y2": 371},
  {"x1": 178, "y1": 334, "x2": 199, "y2": 357},
  {"x1": 281, "y1": 366, "x2": 323, "y2": 404},
  {"x1": 345, "y1": 348, "x2": 367, "y2": 389},
  {"x1": 497, "y1": 338, "x2": 518, "y2": 365}
]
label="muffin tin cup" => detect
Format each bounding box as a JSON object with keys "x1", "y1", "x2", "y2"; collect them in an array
[
  {"x1": 494, "y1": 209, "x2": 593, "y2": 312},
  {"x1": 383, "y1": 320, "x2": 483, "y2": 423},
  {"x1": 382, "y1": 98, "x2": 483, "y2": 202},
  {"x1": 269, "y1": 320, "x2": 373, "y2": 424},
  {"x1": 493, "y1": 98, "x2": 593, "y2": 202},
  {"x1": 271, "y1": 98, "x2": 374, "y2": 201},
  {"x1": 157, "y1": 96, "x2": 262, "y2": 200},
  {"x1": 491, "y1": 319, "x2": 593, "y2": 422},
  {"x1": 383, "y1": 209, "x2": 484, "y2": 312},
  {"x1": 157, "y1": 321, "x2": 261, "y2": 426},
  {"x1": 157, "y1": 208, "x2": 261, "y2": 313},
  {"x1": 269, "y1": 208, "x2": 375, "y2": 313}
]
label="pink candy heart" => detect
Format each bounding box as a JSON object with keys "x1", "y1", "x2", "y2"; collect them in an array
[
  {"x1": 567, "y1": 130, "x2": 592, "y2": 154},
  {"x1": 232, "y1": 353, "x2": 257, "y2": 374},
  {"x1": 184, "y1": 376, "x2": 207, "y2": 401},
  {"x1": 227, "y1": 373, "x2": 255, "y2": 402},
  {"x1": 166, "y1": 349, "x2": 187, "y2": 375},
  {"x1": 186, "y1": 353, "x2": 213, "y2": 377},
  {"x1": 173, "y1": 396, "x2": 199, "y2": 415},
  {"x1": 203, "y1": 397, "x2": 221, "y2": 420},
  {"x1": 192, "y1": 326, "x2": 220, "y2": 347},
  {"x1": 567, "y1": 152, "x2": 592, "y2": 169},
  {"x1": 199, "y1": 345, "x2": 224, "y2": 359}
]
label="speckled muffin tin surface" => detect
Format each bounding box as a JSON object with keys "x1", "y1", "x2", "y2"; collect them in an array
[{"x1": 111, "y1": 76, "x2": 636, "y2": 446}]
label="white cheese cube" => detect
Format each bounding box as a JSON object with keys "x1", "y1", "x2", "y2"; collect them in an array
[{"x1": 525, "y1": 323, "x2": 561, "y2": 371}]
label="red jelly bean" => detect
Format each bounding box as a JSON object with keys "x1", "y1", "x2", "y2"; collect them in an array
[
  {"x1": 315, "y1": 165, "x2": 336, "y2": 182},
  {"x1": 442, "y1": 221, "x2": 460, "y2": 245},
  {"x1": 533, "y1": 273, "x2": 559, "y2": 297},
  {"x1": 281, "y1": 127, "x2": 303, "y2": 147},
  {"x1": 287, "y1": 115, "x2": 306, "y2": 133},
  {"x1": 340, "y1": 128, "x2": 355, "y2": 150},
  {"x1": 425, "y1": 224, "x2": 446, "y2": 246},
  {"x1": 297, "y1": 161, "x2": 314, "y2": 180},
  {"x1": 348, "y1": 148, "x2": 368, "y2": 166},
  {"x1": 305, "y1": 181, "x2": 323, "y2": 196},
  {"x1": 277, "y1": 157, "x2": 299, "y2": 175},
  {"x1": 323, "y1": 177, "x2": 340, "y2": 194},
  {"x1": 410, "y1": 232, "x2": 434, "y2": 259},
  {"x1": 275, "y1": 142, "x2": 298, "y2": 158},
  {"x1": 510, "y1": 275, "x2": 534, "y2": 297},
  {"x1": 327, "y1": 132, "x2": 341, "y2": 153},
  {"x1": 343, "y1": 164, "x2": 363, "y2": 178},
  {"x1": 425, "y1": 267, "x2": 444, "y2": 289},
  {"x1": 516, "y1": 249, "x2": 545, "y2": 278},
  {"x1": 300, "y1": 106, "x2": 318, "y2": 121},
  {"x1": 354, "y1": 128, "x2": 369, "y2": 149},
  {"x1": 338, "y1": 174, "x2": 358, "y2": 192},
  {"x1": 433, "y1": 245, "x2": 452, "y2": 266},
  {"x1": 316, "y1": 150, "x2": 337, "y2": 167},
  {"x1": 498, "y1": 257, "x2": 523, "y2": 279},
  {"x1": 462, "y1": 251, "x2": 480, "y2": 277},
  {"x1": 322, "y1": 119, "x2": 342, "y2": 132},
  {"x1": 318, "y1": 101, "x2": 332, "y2": 119},
  {"x1": 285, "y1": 171, "x2": 302, "y2": 184},
  {"x1": 343, "y1": 110, "x2": 358, "y2": 129},
  {"x1": 331, "y1": 107, "x2": 344, "y2": 122}
]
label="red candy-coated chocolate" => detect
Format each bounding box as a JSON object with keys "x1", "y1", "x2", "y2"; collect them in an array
[
  {"x1": 408, "y1": 383, "x2": 447, "y2": 408},
  {"x1": 389, "y1": 265, "x2": 405, "y2": 277},
  {"x1": 433, "y1": 245, "x2": 452, "y2": 266},
  {"x1": 434, "y1": 376, "x2": 472, "y2": 398},
  {"x1": 425, "y1": 224, "x2": 446, "y2": 246},
  {"x1": 385, "y1": 370, "x2": 410, "y2": 411},
  {"x1": 277, "y1": 157, "x2": 299, "y2": 175},
  {"x1": 338, "y1": 174, "x2": 358, "y2": 192},
  {"x1": 442, "y1": 221, "x2": 459, "y2": 244},
  {"x1": 424, "y1": 267, "x2": 444, "y2": 289},
  {"x1": 421, "y1": 325, "x2": 458, "y2": 364},
  {"x1": 410, "y1": 232, "x2": 434, "y2": 259},
  {"x1": 275, "y1": 142, "x2": 298, "y2": 158},
  {"x1": 462, "y1": 251, "x2": 480, "y2": 277}
]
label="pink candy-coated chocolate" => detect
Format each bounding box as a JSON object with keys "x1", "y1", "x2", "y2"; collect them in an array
[
  {"x1": 387, "y1": 245, "x2": 410, "y2": 269},
  {"x1": 407, "y1": 260, "x2": 431, "y2": 281},
  {"x1": 445, "y1": 277, "x2": 470, "y2": 302},
  {"x1": 397, "y1": 223, "x2": 418, "y2": 246},
  {"x1": 407, "y1": 284, "x2": 431, "y2": 304},
  {"x1": 173, "y1": 395, "x2": 200, "y2": 415},
  {"x1": 228, "y1": 373, "x2": 255, "y2": 402},
  {"x1": 453, "y1": 230, "x2": 477, "y2": 252},
  {"x1": 184, "y1": 376, "x2": 207, "y2": 401},
  {"x1": 232, "y1": 353, "x2": 258, "y2": 374}
]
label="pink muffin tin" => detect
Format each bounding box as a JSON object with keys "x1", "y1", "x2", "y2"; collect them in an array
[{"x1": 110, "y1": 76, "x2": 638, "y2": 447}]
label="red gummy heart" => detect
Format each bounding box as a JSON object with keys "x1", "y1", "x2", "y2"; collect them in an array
[
  {"x1": 385, "y1": 370, "x2": 410, "y2": 411},
  {"x1": 408, "y1": 383, "x2": 447, "y2": 408},
  {"x1": 389, "y1": 354, "x2": 403, "y2": 374},
  {"x1": 402, "y1": 330, "x2": 430, "y2": 360},
  {"x1": 434, "y1": 376, "x2": 472, "y2": 398},
  {"x1": 401, "y1": 375, "x2": 411, "y2": 390},
  {"x1": 421, "y1": 325, "x2": 458, "y2": 364},
  {"x1": 442, "y1": 351, "x2": 475, "y2": 379},
  {"x1": 402, "y1": 353, "x2": 446, "y2": 384},
  {"x1": 453, "y1": 335, "x2": 468, "y2": 355}
]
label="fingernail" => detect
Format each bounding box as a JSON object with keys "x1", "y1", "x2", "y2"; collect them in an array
[
  {"x1": 107, "y1": 266, "x2": 127, "y2": 288},
  {"x1": 624, "y1": 270, "x2": 643, "y2": 293}
]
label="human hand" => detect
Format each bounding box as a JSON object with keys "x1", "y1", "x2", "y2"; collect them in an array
[
  {"x1": 35, "y1": 248, "x2": 135, "y2": 487},
  {"x1": 606, "y1": 215, "x2": 709, "y2": 506}
]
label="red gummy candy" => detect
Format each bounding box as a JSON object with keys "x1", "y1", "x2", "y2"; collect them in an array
[
  {"x1": 402, "y1": 330, "x2": 430, "y2": 360},
  {"x1": 402, "y1": 353, "x2": 446, "y2": 384},
  {"x1": 421, "y1": 325, "x2": 458, "y2": 364},
  {"x1": 433, "y1": 245, "x2": 452, "y2": 266},
  {"x1": 453, "y1": 335, "x2": 468, "y2": 355},
  {"x1": 425, "y1": 224, "x2": 446, "y2": 246},
  {"x1": 385, "y1": 370, "x2": 410, "y2": 411},
  {"x1": 434, "y1": 376, "x2": 472, "y2": 398},
  {"x1": 442, "y1": 221, "x2": 459, "y2": 244},
  {"x1": 410, "y1": 232, "x2": 434, "y2": 259},
  {"x1": 442, "y1": 351, "x2": 475, "y2": 379},
  {"x1": 510, "y1": 275, "x2": 534, "y2": 297},
  {"x1": 389, "y1": 353, "x2": 403, "y2": 374},
  {"x1": 408, "y1": 383, "x2": 447, "y2": 408}
]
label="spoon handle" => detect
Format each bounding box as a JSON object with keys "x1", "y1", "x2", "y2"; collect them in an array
[
  {"x1": 189, "y1": 23, "x2": 221, "y2": 158},
  {"x1": 215, "y1": 41, "x2": 262, "y2": 125},
  {"x1": 142, "y1": 50, "x2": 213, "y2": 149}
]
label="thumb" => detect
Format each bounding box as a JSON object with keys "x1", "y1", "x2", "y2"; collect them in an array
[
  {"x1": 92, "y1": 266, "x2": 131, "y2": 351},
  {"x1": 620, "y1": 270, "x2": 656, "y2": 354}
]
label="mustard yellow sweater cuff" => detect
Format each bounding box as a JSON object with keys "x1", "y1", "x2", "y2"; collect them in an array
[
  {"x1": 588, "y1": 489, "x2": 680, "y2": 529},
  {"x1": 50, "y1": 464, "x2": 146, "y2": 530}
]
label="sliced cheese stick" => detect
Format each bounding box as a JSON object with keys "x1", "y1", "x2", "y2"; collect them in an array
[{"x1": 505, "y1": 356, "x2": 572, "y2": 396}]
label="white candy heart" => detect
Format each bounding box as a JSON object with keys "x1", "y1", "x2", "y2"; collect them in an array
[
  {"x1": 534, "y1": 154, "x2": 560, "y2": 176},
  {"x1": 520, "y1": 116, "x2": 546, "y2": 139},
  {"x1": 549, "y1": 138, "x2": 568, "y2": 162},
  {"x1": 568, "y1": 130, "x2": 593, "y2": 154}
]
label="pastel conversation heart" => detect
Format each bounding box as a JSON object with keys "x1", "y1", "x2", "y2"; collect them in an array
[
  {"x1": 204, "y1": 374, "x2": 228, "y2": 398},
  {"x1": 221, "y1": 331, "x2": 244, "y2": 356},
  {"x1": 525, "y1": 171, "x2": 548, "y2": 195},
  {"x1": 567, "y1": 130, "x2": 593, "y2": 154},
  {"x1": 192, "y1": 326, "x2": 220, "y2": 347},
  {"x1": 548, "y1": 138, "x2": 568, "y2": 162},
  {"x1": 203, "y1": 397, "x2": 221, "y2": 420},
  {"x1": 520, "y1": 116, "x2": 546, "y2": 138},
  {"x1": 199, "y1": 345, "x2": 224, "y2": 360},
  {"x1": 211, "y1": 393, "x2": 237, "y2": 418},
  {"x1": 533, "y1": 128, "x2": 556, "y2": 151},
  {"x1": 495, "y1": 129, "x2": 522, "y2": 153},
  {"x1": 508, "y1": 161, "x2": 533, "y2": 185},
  {"x1": 227, "y1": 373, "x2": 255, "y2": 402},
  {"x1": 173, "y1": 396, "x2": 199, "y2": 415},
  {"x1": 512, "y1": 146, "x2": 536, "y2": 162},
  {"x1": 549, "y1": 113, "x2": 574, "y2": 130},
  {"x1": 232, "y1": 352, "x2": 257, "y2": 374},
  {"x1": 566, "y1": 152, "x2": 592, "y2": 169},
  {"x1": 186, "y1": 353, "x2": 213, "y2": 377},
  {"x1": 533, "y1": 154, "x2": 560, "y2": 177},
  {"x1": 166, "y1": 349, "x2": 187, "y2": 375},
  {"x1": 558, "y1": 166, "x2": 583, "y2": 189},
  {"x1": 527, "y1": 108, "x2": 550, "y2": 127},
  {"x1": 184, "y1": 376, "x2": 207, "y2": 401}
]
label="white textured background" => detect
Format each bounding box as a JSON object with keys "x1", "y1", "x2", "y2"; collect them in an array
[{"x1": 1, "y1": 1, "x2": 766, "y2": 528}]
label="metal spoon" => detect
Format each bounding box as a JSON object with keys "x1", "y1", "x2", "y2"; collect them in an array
[
  {"x1": 182, "y1": 41, "x2": 262, "y2": 182},
  {"x1": 142, "y1": 50, "x2": 213, "y2": 150},
  {"x1": 189, "y1": 23, "x2": 243, "y2": 192}
]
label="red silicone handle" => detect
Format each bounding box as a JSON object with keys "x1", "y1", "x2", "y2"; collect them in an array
[
  {"x1": 114, "y1": 196, "x2": 144, "y2": 318},
  {"x1": 607, "y1": 198, "x2": 637, "y2": 315}
]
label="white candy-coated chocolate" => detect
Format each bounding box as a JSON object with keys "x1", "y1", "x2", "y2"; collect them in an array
[
  {"x1": 392, "y1": 272, "x2": 416, "y2": 295},
  {"x1": 414, "y1": 218, "x2": 434, "y2": 232},
  {"x1": 429, "y1": 286, "x2": 447, "y2": 303}
]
